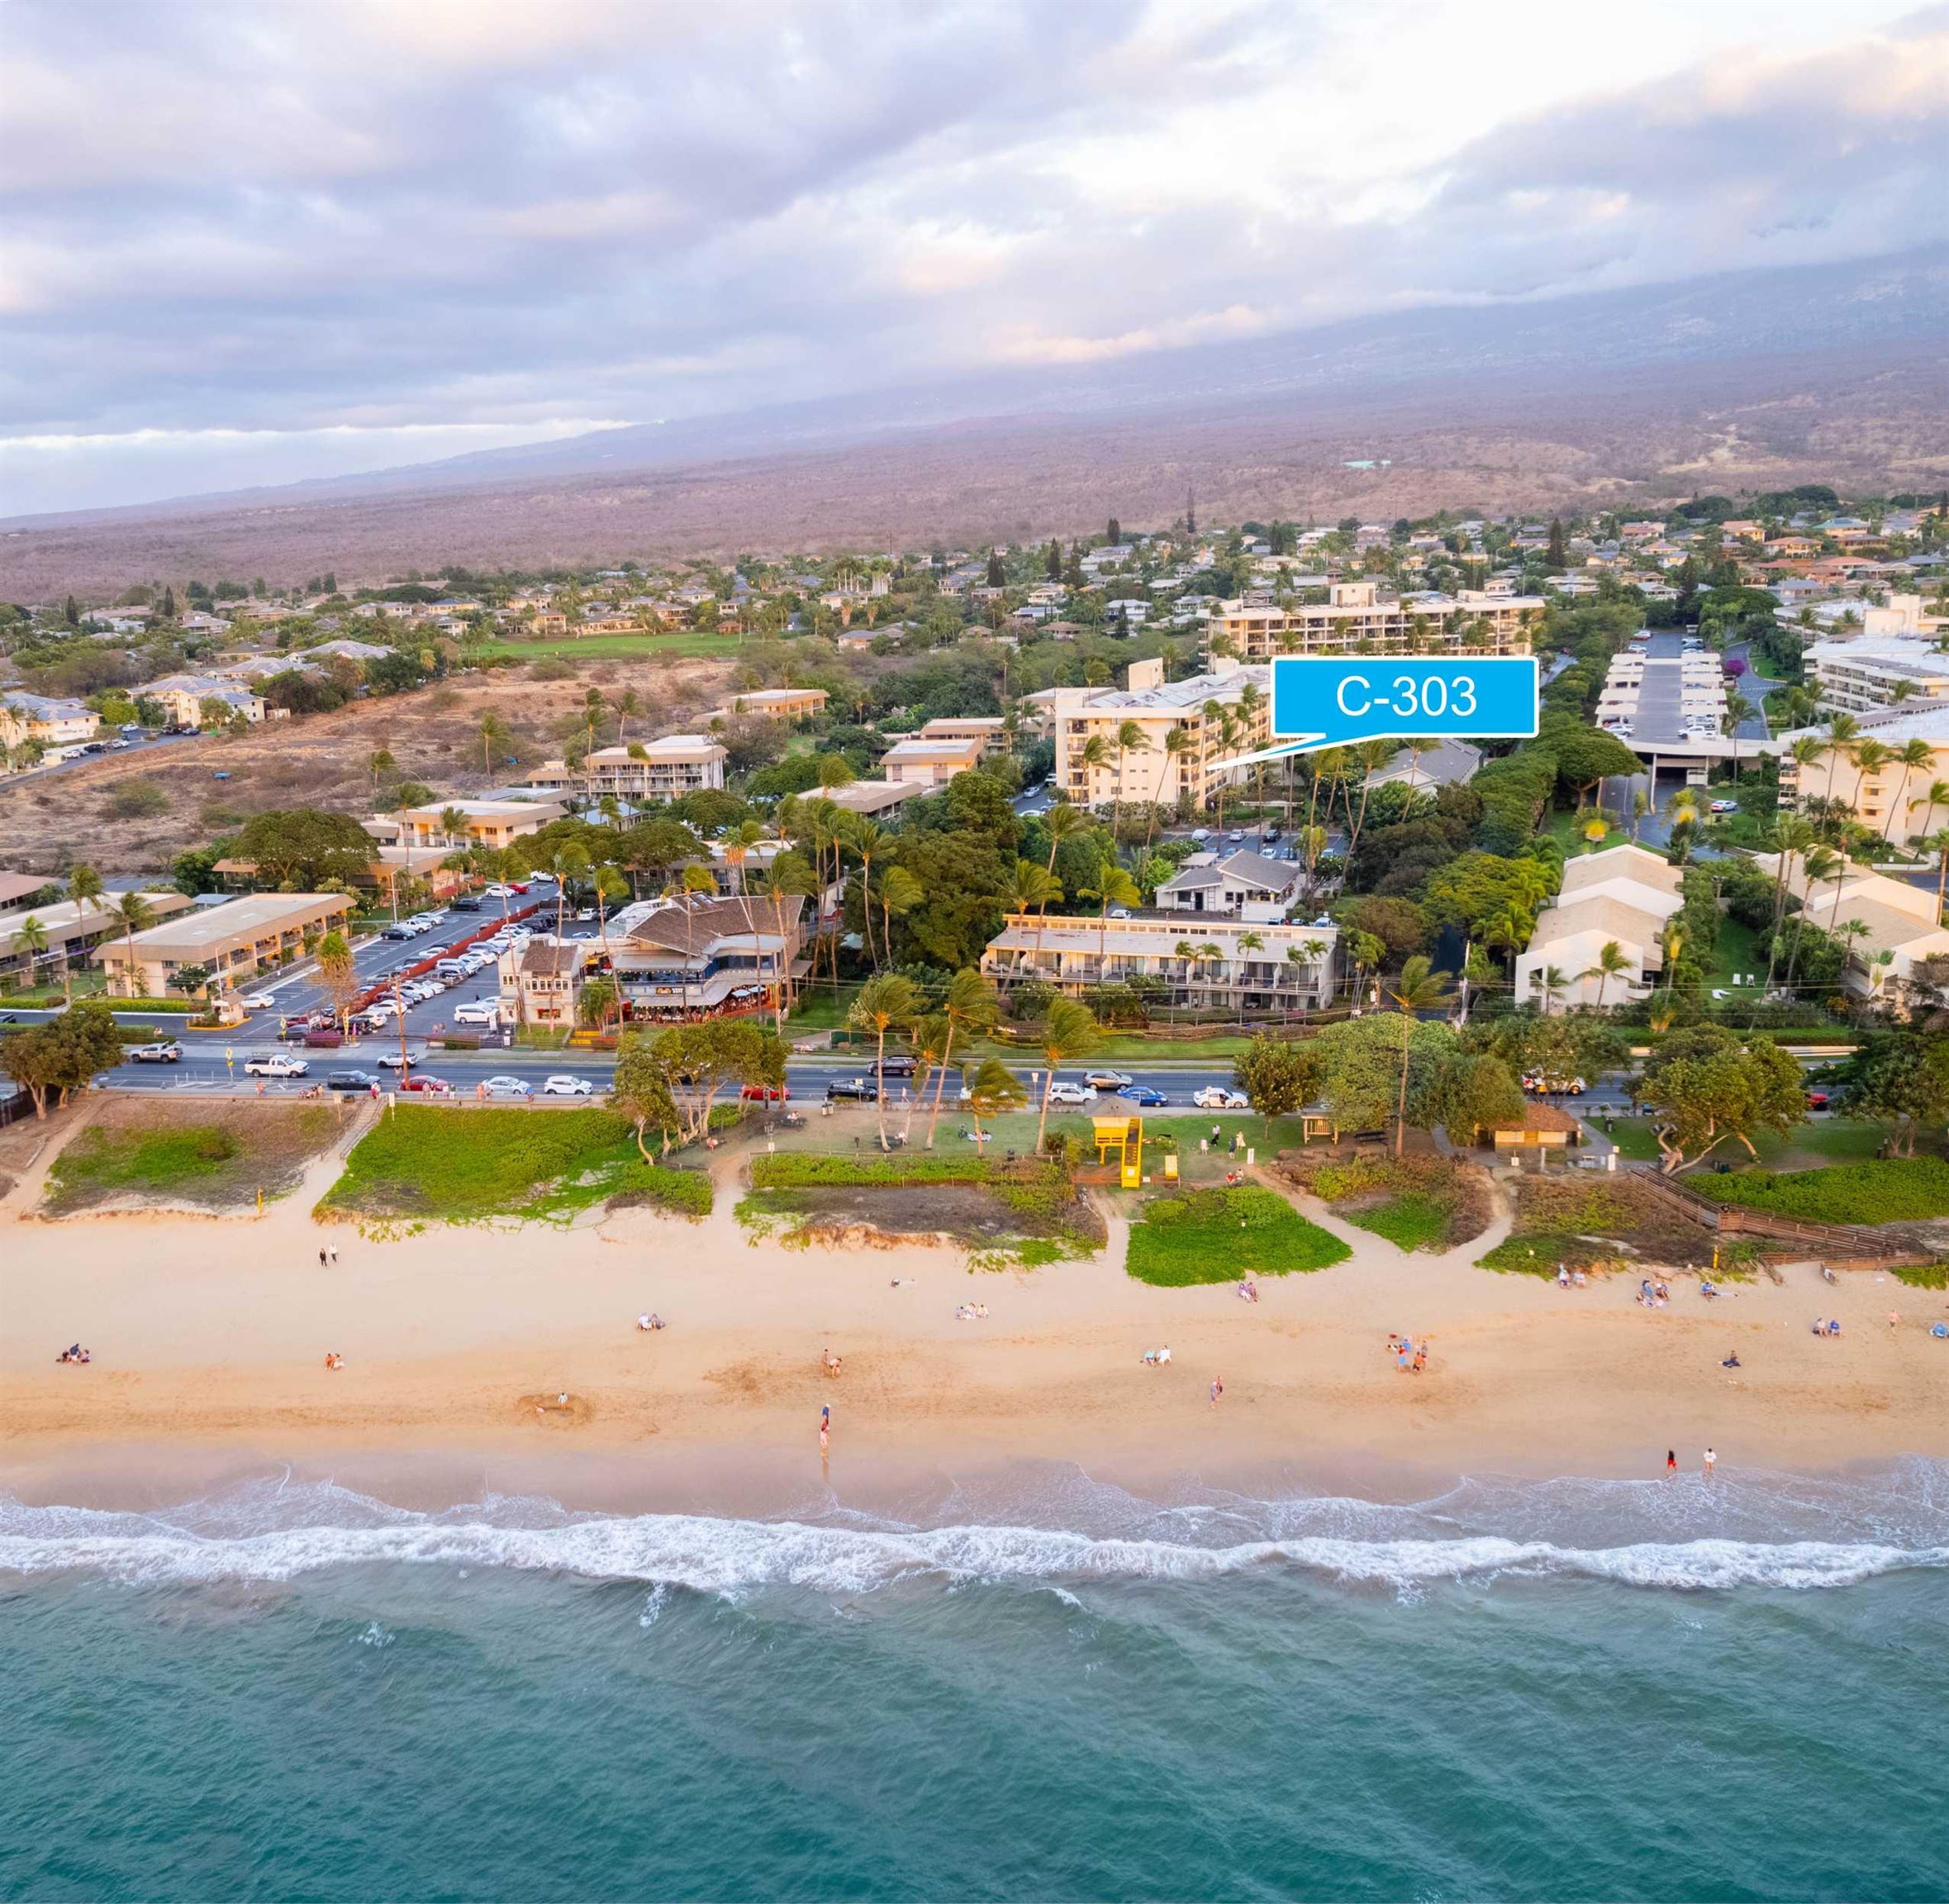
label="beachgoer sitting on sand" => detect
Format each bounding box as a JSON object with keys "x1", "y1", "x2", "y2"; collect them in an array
[
  {"x1": 1721, "y1": 1353, "x2": 1740, "y2": 1368},
  {"x1": 1826, "y1": 1318, "x2": 1842, "y2": 1336},
  {"x1": 823, "y1": 1351, "x2": 843, "y2": 1376},
  {"x1": 1700, "y1": 1281, "x2": 1719, "y2": 1299},
  {"x1": 1141, "y1": 1349, "x2": 1158, "y2": 1365},
  {"x1": 638, "y1": 1313, "x2": 653, "y2": 1330},
  {"x1": 1158, "y1": 1345, "x2": 1171, "y2": 1365}
]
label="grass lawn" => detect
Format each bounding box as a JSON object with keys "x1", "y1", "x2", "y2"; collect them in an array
[
  {"x1": 47, "y1": 1102, "x2": 341, "y2": 1214},
  {"x1": 1125, "y1": 1184, "x2": 1350, "y2": 1286},
  {"x1": 1600, "y1": 1116, "x2": 1664, "y2": 1163},
  {"x1": 1702, "y1": 915, "x2": 1764, "y2": 988},
  {"x1": 468, "y1": 630, "x2": 737, "y2": 664},
  {"x1": 1690, "y1": 1155, "x2": 1949, "y2": 1226},
  {"x1": 1601, "y1": 1116, "x2": 1890, "y2": 1170},
  {"x1": 320, "y1": 1105, "x2": 710, "y2": 1225},
  {"x1": 1343, "y1": 1193, "x2": 1449, "y2": 1251}
]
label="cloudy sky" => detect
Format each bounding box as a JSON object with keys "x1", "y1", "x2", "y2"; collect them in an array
[{"x1": 2, "y1": 0, "x2": 1943, "y2": 515}]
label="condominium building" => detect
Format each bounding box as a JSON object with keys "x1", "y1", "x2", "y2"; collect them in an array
[
  {"x1": 1804, "y1": 640, "x2": 1949, "y2": 715},
  {"x1": 982, "y1": 909, "x2": 1338, "y2": 1011},
  {"x1": 1153, "y1": 850, "x2": 1304, "y2": 919},
  {"x1": 1774, "y1": 705, "x2": 1949, "y2": 841},
  {"x1": 708, "y1": 687, "x2": 830, "y2": 723},
  {"x1": 1514, "y1": 846, "x2": 1683, "y2": 1011},
  {"x1": 1, "y1": 693, "x2": 101, "y2": 754},
  {"x1": 1206, "y1": 582, "x2": 1541, "y2": 663},
  {"x1": 387, "y1": 798, "x2": 566, "y2": 851},
  {"x1": 137, "y1": 674, "x2": 266, "y2": 727},
  {"x1": 917, "y1": 715, "x2": 1009, "y2": 758},
  {"x1": 880, "y1": 733, "x2": 986, "y2": 787},
  {"x1": 1029, "y1": 656, "x2": 1272, "y2": 812},
  {"x1": 528, "y1": 735, "x2": 728, "y2": 800},
  {"x1": 1750, "y1": 853, "x2": 1949, "y2": 1004},
  {"x1": 97, "y1": 892, "x2": 354, "y2": 997},
  {"x1": 0, "y1": 892, "x2": 194, "y2": 988}
]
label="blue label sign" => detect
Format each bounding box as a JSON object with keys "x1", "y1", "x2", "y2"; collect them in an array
[{"x1": 1265, "y1": 655, "x2": 1538, "y2": 754}]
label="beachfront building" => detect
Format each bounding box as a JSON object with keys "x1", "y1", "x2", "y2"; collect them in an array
[
  {"x1": 605, "y1": 894, "x2": 807, "y2": 1021},
  {"x1": 499, "y1": 939, "x2": 590, "y2": 1027},
  {"x1": 528, "y1": 736, "x2": 728, "y2": 800},
  {"x1": 1153, "y1": 850, "x2": 1303, "y2": 918},
  {"x1": 982, "y1": 909, "x2": 1337, "y2": 1011},
  {"x1": 880, "y1": 733, "x2": 986, "y2": 787},
  {"x1": 1804, "y1": 640, "x2": 1949, "y2": 716},
  {"x1": 1514, "y1": 845, "x2": 1683, "y2": 1011},
  {"x1": 823, "y1": 778, "x2": 925, "y2": 818},
  {"x1": 386, "y1": 797, "x2": 565, "y2": 851},
  {"x1": 0, "y1": 892, "x2": 194, "y2": 991},
  {"x1": 1774, "y1": 706, "x2": 1949, "y2": 841},
  {"x1": 1029, "y1": 656, "x2": 1272, "y2": 813},
  {"x1": 708, "y1": 687, "x2": 829, "y2": 723},
  {"x1": 1750, "y1": 853, "x2": 1949, "y2": 1007},
  {"x1": 1, "y1": 693, "x2": 100, "y2": 757},
  {"x1": 1206, "y1": 582, "x2": 1541, "y2": 663},
  {"x1": 96, "y1": 892, "x2": 354, "y2": 998},
  {"x1": 136, "y1": 674, "x2": 266, "y2": 727}
]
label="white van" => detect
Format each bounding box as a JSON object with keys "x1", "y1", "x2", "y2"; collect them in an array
[{"x1": 453, "y1": 1001, "x2": 502, "y2": 1028}]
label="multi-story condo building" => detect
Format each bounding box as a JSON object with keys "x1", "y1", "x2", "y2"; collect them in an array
[
  {"x1": 880, "y1": 733, "x2": 986, "y2": 786},
  {"x1": 1206, "y1": 581, "x2": 1541, "y2": 662},
  {"x1": 708, "y1": 687, "x2": 829, "y2": 723},
  {"x1": 1804, "y1": 641, "x2": 1949, "y2": 715},
  {"x1": 982, "y1": 909, "x2": 1337, "y2": 1012},
  {"x1": 137, "y1": 675, "x2": 267, "y2": 727},
  {"x1": 1027, "y1": 657, "x2": 1272, "y2": 812},
  {"x1": 917, "y1": 715, "x2": 1009, "y2": 758},
  {"x1": 97, "y1": 892, "x2": 355, "y2": 998},
  {"x1": 1514, "y1": 846, "x2": 1681, "y2": 1012},
  {"x1": 1774, "y1": 705, "x2": 1949, "y2": 842},
  {"x1": 1, "y1": 693, "x2": 101, "y2": 755},
  {"x1": 529, "y1": 735, "x2": 728, "y2": 800},
  {"x1": 388, "y1": 798, "x2": 565, "y2": 851}
]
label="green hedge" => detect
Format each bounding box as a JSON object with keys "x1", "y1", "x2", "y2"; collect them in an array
[
  {"x1": 1126, "y1": 1186, "x2": 1349, "y2": 1286},
  {"x1": 1690, "y1": 1157, "x2": 1949, "y2": 1226}
]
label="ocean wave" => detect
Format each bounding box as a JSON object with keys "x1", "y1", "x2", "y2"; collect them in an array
[{"x1": 2, "y1": 1492, "x2": 1943, "y2": 1594}]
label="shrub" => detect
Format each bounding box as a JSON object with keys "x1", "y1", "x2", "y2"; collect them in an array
[
  {"x1": 1125, "y1": 1185, "x2": 1349, "y2": 1286},
  {"x1": 1690, "y1": 1157, "x2": 1949, "y2": 1226},
  {"x1": 107, "y1": 779, "x2": 170, "y2": 819}
]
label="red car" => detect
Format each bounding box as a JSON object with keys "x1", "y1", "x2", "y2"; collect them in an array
[
  {"x1": 1805, "y1": 1089, "x2": 1830, "y2": 1111},
  {"x1": 740, "y1": 1083, "x2": 791, "y2": 1102},
  {"x1": 400, "y1": 1074, "x2": 454, "y2": 1096}
]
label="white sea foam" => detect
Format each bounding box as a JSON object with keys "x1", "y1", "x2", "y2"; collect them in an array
[{"x1": 2, "y1": 1491, "x2": 1942, "y2": 1594}]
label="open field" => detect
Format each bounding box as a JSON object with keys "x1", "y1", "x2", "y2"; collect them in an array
[
  {"x1": 41, "y1": 1098, "x2": 345, "y2": 1214},
  {"x1": 319, "y1": 1104, "x2": 711, "y2": 1226},
  {"x1": 468, "y1": 630, "x2": 741, "y2": 664},
  {"x1": 0, "y1": 654, "x2": 732, "y2": 875}
]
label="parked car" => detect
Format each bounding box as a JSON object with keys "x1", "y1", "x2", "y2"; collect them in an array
[
  {"x1": 540, "y1": 1074, "x2": 592, "y2": 1097},
  {"x1": 1194, "y1": 1087, "x2": 1249, "y2": 1110},
  {"x1": 1045, "y1": 1081, "x2": 1093, "y2": 1107},
  {"x1": 127, "y1": 1041, "x2": 181, "y2": 1063},
  {"x1": 482, "y1": 1075, "x2": 532, "y2": 1098},
  {"x1": 237, "y1": 990, "x2": 278, "y2": 1010},
  {"x1": 400, "y1": 1074, "x2": 454, "y2": 1095},
  {"x1": 1805, "y1": 1088, "x2": 1830, "y2": 1111},
  {"x1": 741, "y1": 1083, "x2": 791, "y2": 1102},
  {"x1": 825, "y1": 1077, "x2": 876, "y2": 1102},
  {"x1": 1083, "y1": 1069, "x2": 1133, "y2": 1090},
  {"x1": 244, "y1": 1053, "x2": 307, "y2": 1078},
  {"x1": 1119, "y1": 1084, "x2": 1169, "y2": 1107},
  {"x1": 327, "y1": 1070, "x2": 382, "y2": 1092},
  {"x1": 374, "y1": 1050, "x2": 418, "y2": 1070},
  {"x1": 450, "y1": 895, "x2": 482, "y2": 911},
  {"x1": 1709, "y1": 799, "x2": 1737, "y2": 814},
  {"x1": 453, "y1": 1002, "x2": 502, "y2": 1027}
]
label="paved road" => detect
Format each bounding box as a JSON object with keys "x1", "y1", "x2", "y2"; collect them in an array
[{"x1": 0, "y1": 727, "x2": 199, "y2": 786}]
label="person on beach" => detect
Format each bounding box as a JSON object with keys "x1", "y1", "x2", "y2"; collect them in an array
[
  {"x1": 1412, "y1": 1344, "x2": 1428, "y2": 1374},
  {"x1": 819, "y1": 1405, "x2": 830, "y2": 1459},
  {"x1": 1704, "y1": 1447, "x2": 1716, "y2": 1477},
  {"x1": 1666, "y1": 1449, "x2": 1677, "y2": 1474},
  {"x1": 329, "y1": 1245, "x2": 339, "y2": 1268},
  {"x1": 1721, "y1": 1352, "x2": 1741, "y2": 1368},
  {"x1": 318, "y1": 1247, "x2": 328, "y2": 1269},
  {"x1": 1210, "y1": 1376, "x2": 1224, "y2": 1408}
]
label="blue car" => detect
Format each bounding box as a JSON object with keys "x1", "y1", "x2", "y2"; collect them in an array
[{"x1": 1119, "y1": 1084, "x2": 1168, "y2": 1107}]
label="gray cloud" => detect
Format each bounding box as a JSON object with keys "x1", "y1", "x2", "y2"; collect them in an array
[{"x1": 2, "y1": 0, "x2": 1942, "y2": 512}]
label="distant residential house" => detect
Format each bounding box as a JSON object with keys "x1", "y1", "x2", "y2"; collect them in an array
[
  {"x1": 1, "y1": 693, "x2": 100, "y2": 754},
  {"x1": 137, "y1": 675, "x2": 266, "y2": 728},
  {"x1": 1514, "y1": 845, "x2": 1684, "y2": 1012},
  {"x1": 1362, "y1": 739, "x2": 1482, "y2": 793}
]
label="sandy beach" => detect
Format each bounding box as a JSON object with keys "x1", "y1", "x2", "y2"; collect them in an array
[{"x1": 4, "y1": 1121, "x2": 1947, "y2": 1510}]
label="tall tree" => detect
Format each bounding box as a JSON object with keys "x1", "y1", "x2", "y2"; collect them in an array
[
  {"x1": 1036, "y1": 997, "x2": 1100, "y2": 1150},
  {"x1": 849, "y1": 972, "x2": 920, "y2": 1149},
  {"x1": 1382, "y1": 954, "x2": 1452, "y2": 1157}
]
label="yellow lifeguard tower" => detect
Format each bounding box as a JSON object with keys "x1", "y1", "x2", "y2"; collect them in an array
[{"x1": 1093, "y1": 1114, "x2": 1144, "y2": 1189}]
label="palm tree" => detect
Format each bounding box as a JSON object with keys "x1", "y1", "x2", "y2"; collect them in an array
[
  {"x1": 842, "y1": 817, "x2": 887, "y2": 969},
  {"x1": 965, "y1": 1056, "x2": 1025, "y2": 1151},
  {"x1": 1537, "y1": 964, "x2": 1569, "y2": 1016},
  {"x1": 1822, "y1": 713, "x2": 1861, "y2": 807},
  {"x1": 1110, "y1": 718, "x2": 1150, "y2": 840},
  {"x1": 757, "y1": 853, "x2": 819, "y2": 1026},
  {"x1": 68, "y1": 861, "x2": 106, "y2": 927},
  {"x1": 849, "y1": 972, "x2": 919, "y2": 1150},
  {"x1": 611, "y1": 688, "x2": 641, "y2": 745},
  {"x1": 1381, "y1": 954, "x2": 1451, "y2": 1158},
  {"x1": 1077, "y1": 734, "x2": 1113, "y2": 811},
  {"x1": 1661, "y1": 921, "x2": 1685, "y2": 995},
  {"x1": 102, "y1": 892, "x2": 154, "y2": 998},
  {"x1": 438, "y1": 804, "x2": 470, "y2": 847},
  {"x1": 1630, "y1": 788, "x2": 1649, "y2": 843},
  {"x1": 1720, "y1": 689, "x2": 1753, "y2": 780},
  {"x1": 1080, "y1": 858, "x2": 1140, "y2": 977},
  {"x1": 1847, "y1": 738, "x2": 1894, "y2": 833},
  {"x1": 1146, "y1": 726, "x2": 1191, "y2": 849},
  {"x1": 906, "y1": 1013, "x2": 951, "y2": 1143},
  {"x1": 1921, "y1": 823, "x2": 1949, "y2": 927},
  {"x1": 877, "y1": 864, "x2": 924, "y2": 965},
  {"x1": 1884, "y1": 740, "x2": 1936, "y2": 843},
  {"x1": 928, "y1": 968, "x2": 998, "y2": 1149},
  {"x1": 10, "y1": 912, "x2": 49, "y2": 1001},
  {"x1": 1580, "y1": 940, "x2": 1632, "y2": 1012},
  {"x1": 1235, "y1": 930, "x2": 1265, "y2": 1021},
  {"x1": 1036, "y1": 997, "x2": 1100, "y2": 1150}
]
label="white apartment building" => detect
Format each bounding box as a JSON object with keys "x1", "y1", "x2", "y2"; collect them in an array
[
  {"x1": 1774, "y1": 705, "x2": 1949, "y2": 841},
  {"x1": 529, "y1": 735, "x2": 728, "y2": 800},
  {"x1": 917, "y1": 715, "x2": 1008, "y2": 758},
  {"x1": 1514, "y1": 845, "x2": 1684, "y2": 1011},
  {"x1": 982, "y1": 909, "x2": 1338, "y2": 1011},
  {"x1": 1751, "y1": 853, "x2": 1949, "y2": 1006},
  {"x1": 1028, "y1": 656, "x2": 1272, "y2": 812},
  {"x1": 880, "y1": 733, "x2": 986, "y2": 786},
  {"x1": 138, "y1": 674, "x2": 267, "y2": 727},
  {"x1": 1207, "y1": 581, "x2": 1541, "y2": 663},
  {"x1": 1804, "y1": 640, "x2": 1949, "y2": 715},
  {"x1": 1, "y1": 693, "x2": 102, "y2": 754}
]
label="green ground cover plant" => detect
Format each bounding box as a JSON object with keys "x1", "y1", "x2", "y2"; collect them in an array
[
  {"x1": 1124, "y1": 1185, "x2": 1349, "y2": 1286},
  {"x1": 1287, "y1": 1152, "x2": 1490, "y2": 1252},
  {"x1": 47, "y1": 1102, "x2": 340, "y2": 1213},
  {"x1": 321, "y1": 1106, "x2": 709, "y2": 1225},
  {"x1": 1690, "y1": 1156, "x2": 1949, "y2": 1226}
]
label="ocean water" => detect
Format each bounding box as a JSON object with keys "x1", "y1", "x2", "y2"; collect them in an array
[{"x1": 4, "y1": 1462, "x2": 1948, "y2": 1902}]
